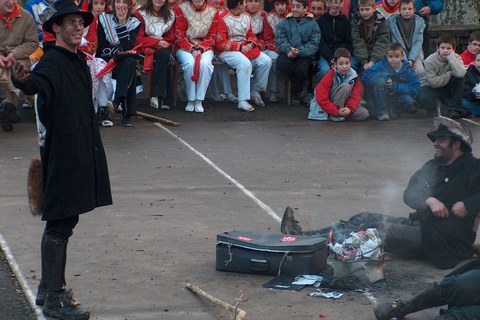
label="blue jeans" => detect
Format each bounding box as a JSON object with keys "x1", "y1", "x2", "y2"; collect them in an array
[
  {"x1": 366, "y1": 78, "x2": 415, "y2": 116},
  {"x1": 461, "y1": 98, "x2": 480, "y2": 116}
]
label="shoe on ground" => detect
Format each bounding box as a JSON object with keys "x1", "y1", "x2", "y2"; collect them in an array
[
  {"x1": 211, "y1": 92, "x2": 226, "y2": 102},
  {"x1": 194, "y1": 100, "x2": 204, "y2": 113},
  {"x1": 237, "y1": 101, "x2": 254, "y2": 112},
  {"x1": 122, "y1": 118, "x2": 132, "y2": 127},
  {"x1": 106, "y1": 101, "x2": 115, "y2": 114},
  {"x1": 405, "y1": 105, "x2": 419, "y2": 114},
  {"x1": 269, "y1": 93, "x2": 278, "y2": 102},
  {"x1": 251, "y1": 93, "x2": 265, "y2": 107},
  {"x1": 301, "y1": 93, "x2": 312, "y2": 105},
  {"x1": 43, "y1": 290, "x2": 90, "y2": 320},
  {"x1": 36, "y1": 286, "x2": 47, "y2": 306},
  {"x1": 150, "y1": 97, "x2": 159, "y2": 109},
  {"x1": 185, "y1": 101, "x2": 195, "y2": 112},
  {"x1": 280, "y1": 206, "x2": 303, "y2": 235},
  {"x1": 373, "y1": 301, "x2": 405, "y2": 320},
  {"x1": 99, "y1": 108, "x2": 113, "y2": 127},
  {"x1": 290, "y1": 95, "x2": 300, "y2": 106},
  {"x1": 0, "y1": 100, "x2": 16, "y2": 131},
  {"x1": 22, "y1": 100, "x2": 33, "y2": 109},
  {"x1": 377, "y1": 113, "x2": 390, "y2": 121},
  {"x1": 225, "y1": 93, "x2": 239, "y2": 103}
]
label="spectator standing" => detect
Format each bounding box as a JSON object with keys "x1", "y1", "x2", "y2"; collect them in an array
[
  {"x1": 462, "y1": 52, "x2": 480, "y2": 117},
  {"x1": 417, "y1": 33, "x2": 467, "y2": 119},
  {"x1": 309, "y1": 48, "x2": 369, "y2": 121},
  {"x1": 275, "y1": 0, "x2": 320, "y2": 105},
  {"x1": 362, "y1": 42, "x2": 420, "y2": 120},
  {"x1": 350, "y1": 0, "x2": 390, "y2": 72},
  {"x1": 174, "y1": 0, "x2": 218, "y2": 113},
  {"x1": 216, "y1": 0, "x2": 272, "y2": 111},
  {"x1": 460, "y1": 31, "x2": 480, "y2": 67},
  {"x1": 388, "y1": 0, "x2": 425, "y2": 77},
  {"x1": 263, "y1": 0, "x2": 288, "y2": 102},
  {"x1": 414, "y1": 0, "x2": 443, "y2": 55},
  {"x1": 134, "y1": 0, "x2": 175, "y2": 111},
  {"x1": 11, "y1": 0, "x2": 112, "y2": 318},
  {"x1": 317, "y1": 0, "x2": 353, "y2": 81}
]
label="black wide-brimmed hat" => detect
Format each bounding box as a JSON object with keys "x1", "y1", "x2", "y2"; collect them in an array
[
  {"x1": 427, "y1": 116, "x2": 473, "y2": 152},
  {"x1": 42, "y1": 0, "x2": 94, "y2": 33}
]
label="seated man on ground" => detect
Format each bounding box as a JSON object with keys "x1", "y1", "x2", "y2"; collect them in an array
[{"x1": 282, "y1": 116, "x2": 480, "y2": 270}]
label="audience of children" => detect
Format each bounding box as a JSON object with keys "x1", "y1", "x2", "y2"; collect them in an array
[
  {"x1": 462, "y1": 52, "x2": 480, "y2": 117},
  {"x1": 275, "y1": 0, "x2": 320, "y2": 105},
  {"x1": 416, "y1": 33, "x2": 467, "y2": 119},
  {"x1": 362, "y1": 42, "x2": 420, "y2": 120}
]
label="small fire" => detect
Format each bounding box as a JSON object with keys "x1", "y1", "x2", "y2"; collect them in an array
[{"x1": 328, "y1": 229, "x2": 333, "y2": 244}]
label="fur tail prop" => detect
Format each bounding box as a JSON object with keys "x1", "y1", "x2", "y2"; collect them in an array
[{"x1": 27, "y1": 158, "x2": 43, "y2": 216}]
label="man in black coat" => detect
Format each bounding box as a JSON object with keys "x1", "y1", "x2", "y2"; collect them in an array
[
  {"x1": 281, "y1": 116, "x2": 480, "y2": 270},
  {"x1": 11, "y1": 0, "x2": 112, "y2": 319}
]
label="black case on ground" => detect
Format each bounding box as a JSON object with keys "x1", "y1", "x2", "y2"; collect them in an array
[{"x1": 216, "y1": 231, "x2": 328, "y2": 276}]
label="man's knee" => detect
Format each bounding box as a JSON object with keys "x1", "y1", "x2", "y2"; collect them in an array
[{"x1": 45, "y1": 216, "x2": 80, "y2": 240}]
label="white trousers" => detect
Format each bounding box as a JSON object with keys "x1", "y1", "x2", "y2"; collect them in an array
[
  {"x1": 210, "y1": 60, "x2": 234, "y2": 95},
  {"x1": 264, "y1": 50, "x2": 279, "y2": 94},
  {"x1": 218, "y1": 51, "x2": 272, "y2": 101},
  {"x1": 176, "y1": 49, "x2": 214, "y2": 101}
]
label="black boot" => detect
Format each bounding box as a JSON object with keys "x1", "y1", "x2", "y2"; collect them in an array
[
  {"x1": 36, "y1": 231, "x2": 48, "y2": 305},
  {"x1": 374, "y1": 284, "x2": 445, "y2": 320},
  {"x1": 42, "y1": 234, "x2": 88, "y2": 320},
  {"x1": 280, "y1": 206, "x2": 303, "y2": 235}
]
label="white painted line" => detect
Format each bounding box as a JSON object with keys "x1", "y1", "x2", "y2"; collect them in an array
[
  {"x1": 154, "y1": 123, "x2": 282, "y2": 223},
  {"x1": 0, "y1": 233, "x2": 47, "y2": 320}
]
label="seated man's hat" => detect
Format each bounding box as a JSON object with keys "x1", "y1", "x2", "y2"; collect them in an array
[
  {"x1": 42, "y1": 0, "x2": 94, "y2": 34},
  {"x1": 427, "y1": 116, "x2": 473, "y2": 152}
]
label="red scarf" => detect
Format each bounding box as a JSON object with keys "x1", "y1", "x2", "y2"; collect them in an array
[
  {"x1": 0, "y1": 5, "x2": 21, "y2": 29},
  {"x1": 381, "y1": 0, "x2": 399, "y2": 14}
]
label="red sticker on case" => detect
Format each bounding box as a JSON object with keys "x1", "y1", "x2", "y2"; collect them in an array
[
  {"x1": 280, "y1": 236, "x2": 297, "y2": 242},
  {"x1": 236, "y1": 236, "x2": 252, "y2": 241}
]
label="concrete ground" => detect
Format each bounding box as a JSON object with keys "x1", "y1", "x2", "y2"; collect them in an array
[{"x1": 1, "y1": 98, "x2": 479, "y2": 320}]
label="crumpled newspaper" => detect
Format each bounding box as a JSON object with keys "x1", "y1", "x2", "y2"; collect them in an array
[
  {"x1": 309, "y1": 289, "x2": 343, "y2": 299},
  {"x1": 329, "y1": 228, "x2": 382, "y2": 261},
  {"x1": 292, "y1": 275, "x2": 323, "y2": 287}
]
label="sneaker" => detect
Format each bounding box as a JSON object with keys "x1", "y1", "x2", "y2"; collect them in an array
[
  {"x1": 237, "y1": 101, "x2": 254, "y2": 112},
  {"x1": 106, "y1": 101, "x2": 115, "y2": 114},
  {"x1": 43, "y1": 290, "x2": 90, "y2": 320},
  {"x1": 22, "y1": 100, "x2": 33, "y2": 109},
  {"x1": 0, "y1": 100, "x2": 17, "y2": 131},
  {"x1": 280, "y1": 206, "x2": 303, "y2": 235},
  {"x1": 290, "y1": 95, "x2": 300, "y2": 106},
  {"x1": 102, "y1": 119, "x2": 113, "y2": 127},
  {"x1": 211, "y1": 92, "x2": 226, "y2": 102},
  {"x1": 269, "y1": 92, "x2": 278, "y2": 102},
  {"x1": 225, "y1": 93, "x2": 238, "y2": 103},
  {"x1": 377, "y1": 113, "x2": 390, "y2": 121},
  {"x1": 150, "y1": 97, "x2": 159, "y2": 109},
  {"x1": 160, "y1": 104, "x2": 170, "y2": 110},
  {"x1": 122, "y1": 117, "x2": 132, "y2": 127},
  {"x1": 251, "y1": 92, "x2": 265, "y2": 107},
  {"x1": 99, "y1": 108, "x2": 113, "y2": 127},
  {"x1": 185, "y1": 101, "x2": 195, "y2": 112},
  {"x1": 194, "y1": 100, "x2": 204, "y2": 113}
]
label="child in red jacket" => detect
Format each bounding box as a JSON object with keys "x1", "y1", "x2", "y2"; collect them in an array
[{"x1": 308, "y1": 48, "x2": 369, "y2": 121}]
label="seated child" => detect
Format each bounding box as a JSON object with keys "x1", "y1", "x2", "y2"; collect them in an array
[
  {"x1": 309, "y1": 0, "x2": 326, "y2": 21},
  {"x1": 275, "y1": 0, "x2": 320, "y2": 105},
  {"x1": 263, "y1": 0, "x2": 289, "y2": 102},
  {"x1": 417, "y1": 33, "x2": 467, "y2": 119},
  {"x1": 362, "y1": 42, "x2": 420, "y2": 120},
  {"x1": 462, "y1": 52, "x2": 480, "y2": 117},
  {"x1": 308, "y1": 48, "x2": 369, "y2": 121},
  {"x1": 460, "y1": 31, "x2": 480, "y2": 67},
  {"x1": 388, "y1": 0, "x2": 425, "y2": 77},
  {"x1": 351, "y1": 0, "x2": 391, "y2": 72}
]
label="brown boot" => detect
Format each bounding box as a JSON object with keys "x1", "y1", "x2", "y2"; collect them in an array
[{"x1": 280, "y1": 206, "x2": 303, "y2": 235}]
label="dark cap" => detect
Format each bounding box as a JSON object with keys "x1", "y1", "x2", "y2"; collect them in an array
[
  {"x1": 42, "y1": 0, "x2": 94, "y2": 34},
  {"x1": 427, "y1": 116, "x2": 473, "y2": 152}
]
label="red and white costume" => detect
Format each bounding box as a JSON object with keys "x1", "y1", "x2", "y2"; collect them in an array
[
  {"x1": 215, "y1": 9, "x2": 272, "y2": 103},
  {"x1": 245, "y1": 8, "x2": 266, "y2": 51},
  {"x1": 174, "y1": 1, "x2": 218, "y2": 104}
]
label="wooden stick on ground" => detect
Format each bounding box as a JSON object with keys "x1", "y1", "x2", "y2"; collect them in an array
[
  {"x1": 136, "y1": 111, "x2": 181, "y2": 127},
  {"x1": 185, "y1": 282, "x2": 247, "y2": 320}
]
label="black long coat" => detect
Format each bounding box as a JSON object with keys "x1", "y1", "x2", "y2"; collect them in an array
[
  {"x1": 14, "y1": 46, "x2": 112, "y2": 221},
  {"x1": 403, "y1": 153, "x2": 480, "y2": 268}
]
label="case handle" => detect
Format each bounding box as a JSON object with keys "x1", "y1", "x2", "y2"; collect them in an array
[{"x1": 250, "y1": 258, "x2": 269, "y2": 271}]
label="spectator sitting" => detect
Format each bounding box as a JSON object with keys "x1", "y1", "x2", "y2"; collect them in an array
[
  {"x1": 462, "y1": 52, "x2": 480, "y2": 117},
  {"x1": 416, "y1": 33, "x2": 467, "y2": 119},
  {"x1": 216, "y1": 0, "x2": 272, "y2": 111},
  {"x1": 275, "y1": 0, "x2": 320, "y2": 105},
  {"x1": 263, "y1": 0, "x2": 289, "y2": 102},
  {"x1": 317, "y1": 0, "x2": 353, "y2": 81},
  {"x1": 351, "y1": 0, "x2": 390, "y2": 72},
  {"x1": 375, "y1": 0, "x2": 399, "y2": 20},
  {"x1": 308, "y1": 48, "x2": 369, "y2": 121},
  {"x1": 362, "y1": 42, "x2": 420, "y2": 120},
  {"x1": 0, "y1": 0, "x2": 38, "y2": 131},
  {"x1": 245, "y1": 0, "x2": 266, "y2": 51},
  {"x1": 460, "y1": 31, "x2": 480, "y2": 67},
  {"x1": 387, "y1": 0, "x2": 425, "y2": 77},
  {"x1": 24, "y1": 0, "x2": 55, "y2": 44},
  {"x1": 134, "y1": 0, "x2": 175, "y2": 111},
  {"x1": 97, "y1": 0, "x2": 141, "y2": 127},
  {"x1": 309, "y1": 0, "x2": 326, "y2": 21}
]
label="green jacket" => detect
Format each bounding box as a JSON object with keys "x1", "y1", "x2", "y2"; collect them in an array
[{"x1": 351, "y1": 11, "x2": 390, "y2": 65}]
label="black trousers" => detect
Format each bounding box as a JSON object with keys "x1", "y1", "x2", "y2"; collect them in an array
[
  {"x1": 276, "y1": 54, "x2": 311, "y2": 95},
  {"x1": 45, "y1": 215, "x2": 79, "y2": 240},
  {"x1": 417, "y1": 76, "x2": 465, "y2": 114},
  {"x1": 114, "y1": 56, "x2": 137, "y2": 117},
  {"x1": 151, "y1": 48, "x2": 173, "y2": 105}
]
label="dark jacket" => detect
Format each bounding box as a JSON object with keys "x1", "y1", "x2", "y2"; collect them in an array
[
  {"x1": 362, "y1": 57, "x2": 420, "y2": 97},
  {"x1": 317, "y1": 13, "x2": 352, "y2": 62},
  {"x1": 403, "y1": 153, "x2": 480, "y2": 268},
  {"x1": 463, "y1": 65, "x2": 480, "y2": 102},
  {"x1": 275, "y1": 13, "x2": 321, "y2": 59},
  {"x1": 13, "y1": 46, "x2": 112, "y2": 221}
]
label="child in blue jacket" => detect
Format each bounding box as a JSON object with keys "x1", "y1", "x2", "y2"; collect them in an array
[{"x1": 362, "y1": 42, "x2": 420, "y2": 120}]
